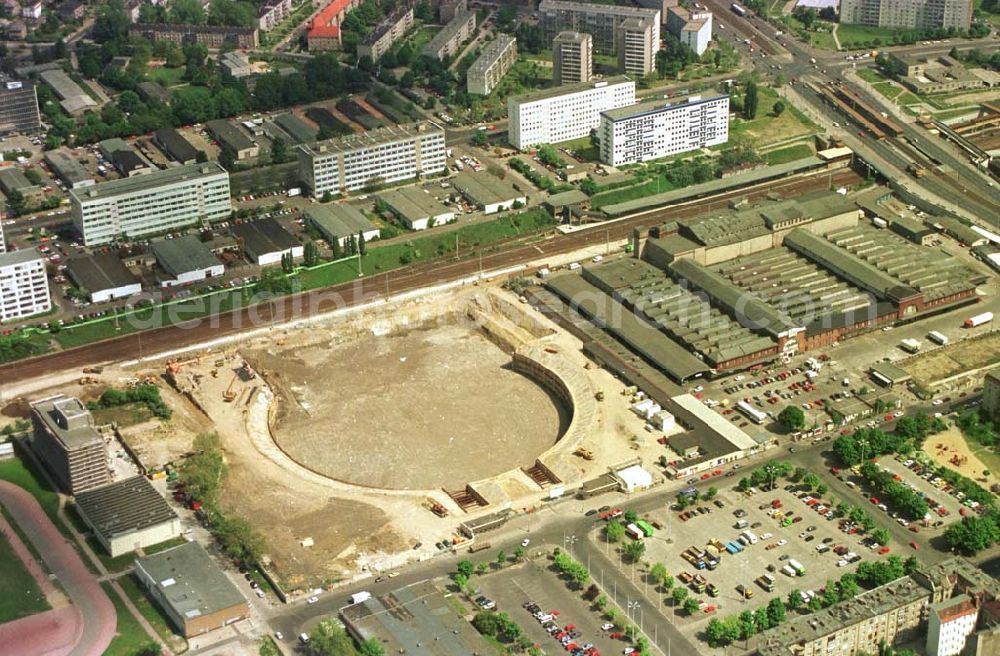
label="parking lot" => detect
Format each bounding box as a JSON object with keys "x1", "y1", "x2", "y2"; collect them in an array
[
  {"x1": 856, "y1": 455, "x2": 966, "y2": 525},
  {"x1": 476, "y1": 559, "x2": 626, "y2": 656}
]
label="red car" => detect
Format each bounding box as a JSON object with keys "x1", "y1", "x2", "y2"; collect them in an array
[
  {"x1": 909, "y1": 525, "x2": 920, "y2": 533},
  {"x1": 870, "y1": 497, "x2": 879, "y2": 505},
  {"x1": 564, "y1": 624, "x2": 576, "y2": 631},
  {"x1": 910, "y1": 541, "x2": 919, "y2": 550},
  {"x1": 565, "y1": 643, "x2": 578, "y2": 652},
  {"x1": 878, "y1": 546, "x2": 890, "y2": 555}
]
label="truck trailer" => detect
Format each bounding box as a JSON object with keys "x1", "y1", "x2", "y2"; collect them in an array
[
  {"x1": 966, "y1": 312, "x2": 994, "y2": 328},
  {"x1": 927, "y1": 331, "x2": 948, "y2": 345},
  {"x1": 900, "y1": 338, "x2": 921, "y2": 354}
]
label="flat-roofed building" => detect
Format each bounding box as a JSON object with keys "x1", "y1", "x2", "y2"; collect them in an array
[
  {"x1": 70, "y1": 162, "x2": 232, "y2": 246},
  {"x1": 423, "y1": 9, "x2": 477, "y2": 60},
  {"x1": 231, "y1": 218, "x2": 302, "y2": 265},
  {"x1": 205, "y1": 120, "x2": 259, "y2": 160},
  {"x1": 0, "y1": 79, "x2": 41, "y2": 134},
  {"x1": 44, "y1": 149, "x2": 95, "y2": 189},
  {"x1": 598, "y1": 95, "x2": 730, "y2": 166},
  {"x1": 467, "y1": 34, "x2": 517, "y2": 96},
  {"x1": 74, "y1": 476, "x2": 181, "y2": 557},
  {"x1": 927, "y1": 594, "x2": 979, "y2": 656},
  {"x1": 305, "y1": 203, "x2": 380, "y2": 249},
  {"x1": 358, "y1": 5, "x2": 414, "y2": 60},
  {"x1": 65, "y1": 253, "x2": 141, "y2": 303},
  {"x1": 552, "y1": 31, "x2": 592, "y2": 86},
  {"x1": 258, "y1": 0, "x2": 292, "y2": 31},
  {"x1": 30, "y1": 395, "x2": 109, "y2": 495},
  {"x1": 615, "y1": 16, "x2": 657, "y2": 76},
  {"x1": 153, "y1": 129, "x2": 200, "y2": 165},
  {"x1": 134, "y1": 542, "x2": 248, "y2": 638},
  {"x1": 0, "y1": 167, "x2": 45, "y2": 206},
  {"x1": 508, "y1": 76, "x2": 635, "y2": 150},
  {"x1": 136, "y1": 81, "x2": 172, "y2": 106},
  {"x1": 151, "y1": 235, "x2": 224, "y2": 287},
  {"x1": 666, "y1": 6, "x2": 712, "y2": 55},
  {"x1": 272, "y1": 113, "x2": 318, "y2": 144},
  {"x1": 128, "y1": 23, "x2": 260, "y2": 48},
  {"x1": 297, "y1": 122, "x2": 446, "y2": 196},
  {"x1": 840, "y1": 0, "x2": 972, "y2": 30},
  {"x1": 439, "y1": 0, "x2": 466, "y2": 22},
  {"x1": 451, "y1": 172, "x2": 526, "y2": 214},
  {"x1": 378, "y1": 187, "x2": 455, "y2": 230},
  {"x1": 538, "y1": 0, "x2": 660, "y2": 59},
  {"x1": 0, "y1": 248, "x2": 50, "y2": 321},
  {"x1": 39, "y1": 69, "x2": 98, "y2": 115}
]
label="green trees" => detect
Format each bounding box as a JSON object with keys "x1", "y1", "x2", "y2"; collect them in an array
[
  {"x1": 944, "y1": 515, "x2": 1000, "y2": 554},
  {"x1": 552, "y1": 551, "x2": 589, "y2": 587},
  {"x1": 778, "y1": 406, "x2": 806, "y2": 432},
  {"x1": 309, "y1": 619, "x2": 357, "y2": 654},
  {"x1": 671, "y1": 587, "x2": 688, "y2": 605},
  {"x1": 537, "y1": 144, "x2": 563, "y2": 169},
  {"x1": 802, "y1": 473, "x2": 821, "y2": 490},
  {"x1": 856, "y1": 556, "x2": 906, "y2": 588},
  {"x1": 472, "y1": 611, "x2": 522, "y2": 642},
  {"x1": 772, "y1": 100, "x2": 786, "y2": 117},
  {"x1": 871, "y1": 528, "x2": 891, "y2": 546},
  {"x1": 859, "y1": 461, "x2": 929, "y2": 520},
  {"x1": 303, "y1": 241, "x2": 320, "y2": 266},
  {"x1": 270, "y1": 136, "x2": 288, "y2": 164},
  {"x1": 472, "y1": 130, "x2": 488, "y2": 147},
  {"x1": 605, "y1": 521, "x2": 625, "y2": 543},
  {"x1": 622, "y1": 540, "x2": 646, "y2": 563},
  {"x1": 358, "y1": 638, "x2": 384, "y2": 656},
  {"x1": 743, "y1": 81, "x2": 759, "y2": 120},
  {"x1": 682, "y1": 597, "x2": 700, "y2": 615},
  {"x1": 2, "y1": 189, "x2": 26, "y2": 217}
]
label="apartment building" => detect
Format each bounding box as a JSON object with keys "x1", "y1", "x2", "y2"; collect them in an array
[
  {"x1": 598, "y1": 94, "x2": 729, "y2": 166},
  {"x1": 553, "y1": 31, "x2": 592, "y2": 86},
  {"x1": 467, "y1": 34, "x2": 518, "y2": 95},
  {"x1": 70, "y1": 162, "x2": 232, "y2": 246},
  {"x1": 927, "y1": 595, "x2": 979, "y2": 656},
  {"x1": 128, "y1": 23, "x2": 260, "y2": 48},
  {"x1": 839, "y1": 0, "x2": 972, "y2": 30},
  {"x1": 508, "y1": 76, "x2": 636, "y2": 150},
  {"x1": 0, "y1": 248, "x2": 50, "y2": 321},
  {"x1": 616, "y1": 16, "x2": 657, "y2": 76},
  {"x1": 358, "y1": 5, "x2": 414, "y2": 60},
  {"x1": 306, "y1": 0, "x2": 360, "y2": 50},
  {"x1": 258, "y1": 0, "x2": 293, "y2": 31},
  {"x1": 30, "y1": 396, "x2": 109, "y2": 495},
  {"x1": 423, "y1": 9, "x2": 477, "y2": 60},
  {"x1": 538, "y1": 0, "x2": 660, "y2": 59},
  {"x1": 0, "y1": 80, "x2": 41, "y2": 134},
  {"x1": 666, "y1": 6, "x2": 713, "y2": 56},
  {"x1": 298, "y1": 122, "x2": 446, "y2": 196}
]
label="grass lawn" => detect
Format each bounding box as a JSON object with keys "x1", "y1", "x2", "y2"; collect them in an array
[
  {"x1": 0, "y1": 458, "x2": 64, "y2": 534},
  {"x1": 591, "y1": 175, "x2": 677, "y2": 210},
  {"x1": 101, "y1": 583, "x2": 157, "y2": 656},
  {"x1": 856, "y1": 68, "x2": 883, "y2": 83},
  {"x1": 118, "y1": 574, "x2": 184, "y2": 646},
  {"x1": 87, "y1": 536, "x2": 139, "y2": 574},
  {"x1": 809, "y1": 28, "x2": 839, "y2": 51},
  {"x1": 975, "y1": 0, "x2": 1000, "y2": 29},
  {"x1": 145, "y1": 66, "x2": 185, "y2": 89},
  {"x1": 0, "y1": 534, "x2": 51, "y2": 623},
  {"x1": 404, "y1": 25, "x2": 438, "y2": 54},
  {"x1": 873, "y1": 81, "x2": 905, "y2": 101},
  {"x1": 836, "y1": 24, "x2": 899, "y2": 48},
  {"x1": 91, "y1": 403, "x2": 154, "y2": 428},
  {"x1": 730, "y1": 86, "x2": 816, "y2": 146},
  {"x1": 557, "y1": 136, "x2": 599, "y2": 163},
  {"x1": 765, "y1": 143, "x2": 815, "y2": 165}
]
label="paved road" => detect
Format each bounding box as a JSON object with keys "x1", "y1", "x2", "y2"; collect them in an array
[{"x1": 0, "y1": 482, "x2": 115, "y2": 656}]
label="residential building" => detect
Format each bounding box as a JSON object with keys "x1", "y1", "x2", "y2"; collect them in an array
[
  {"x1": 258, "y1": 0, "x2": 292, "y2": 31},
  {"x1": 151, "y1": 235, "x2": 224, "y2": 287},
  {"x1": 70, "y1": 162, "x2": 232, "y2": 246},
  {"x1": 0, "y1": 248, "x2": 49, "y2": 321},
  {"x1": 552, "y1": 31, "x2": 592, "y2": 86},
  {"x1": 439, "y1": 0, "x2": 466, "y2": 22},
  {"x1": 538, "y1": 0, "x2": 660, "y2": 58},
  {"x1": 0, "y1": 167, "x2": 45, "y2": 207},
  {"x1": 377, "y1": 187, "x2": 454, "y2": 230},
  {"x1": 305, "y1": 203, "x2": 380, "y2": 250},
  {"x1": 74, "y1": 477, "x2": 181, "y2": 557},
  {"x1": 128, "y1": 23, "x2": 260, "y2": 49},
  {"x1": 205, "y1": 120, "x2": 259, "y2": 160},
  {"x1": 615, "y1": 16, "x2": 657, "y2": 76},
  {"x1": 297, "y1": 122, "x2": 446, "y2": 196},
  {"x1": 839, "y1": 0, "x2": 972, "y2": 30},
  {"x1": 983, "y1": 371, "x2": 1000, "y2": 420},
  {"x1": 306, "y1": 0, "x2": 361, "y2": 50},
  {"x1": 57, "y1": 0, "x2": 86, "y2": 21},
  {"x1": 29, "y1": 396, "x2": 109, "y2": 495},
  {"x1": 358, "y1": 5, "x2": 414, "y2": 59},
  {"x1": 153, "y1": 128, "x2": 200, "y2": 165},
  {"x1": 467, "y1": 34, "x2": 517, "y2": 95},
  {"x1": 64, "y1": 253, "x2": 141, "y2": 303},
  {"x1": 21, "y1": 1, "x2": 41, "y2": 19},
  {"x1": 666, "y1": 6, "x2": 713, "y2": 55},
  {"x1": 231, "y1": 218, "x2": 302, "y2": 265},
  {"x1": 4, "y1": 20, "x2": 27, "y2": 40},
  {"x1": 44, "y1": 149, "x2": 95, "y2": 189},
  {"x1": 927, "y1": 595, "x2": 979, "y2": 656},
  {"x1": 423, "y1": 9, "x2": 477, "y2": 60},
  {"x1": 0, "y1": 80, "x2": 41, "y2": 134},
  {"x1": 598, "y1": 94, "x2": 730, "y2": 166},
  {"x1": 134, "y1": 542, "x2": 248, "y2": 638},
  {"x1": 507, "y1": 75, "x2": 636, "y2": 150},
  {"x1": 39, "y1": 69, "x2": 97, "y2": 116},
  {"x1": 451, "y1": 172, "x2": 526, "y2": 214}
]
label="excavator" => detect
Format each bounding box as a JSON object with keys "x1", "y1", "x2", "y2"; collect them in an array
[{"x1": 223, "y1": 375, "x2": 238, "y2": 402}]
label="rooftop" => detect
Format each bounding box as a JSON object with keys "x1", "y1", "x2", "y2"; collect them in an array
[
  {"x1": 0, "y1": 248, "x2": 45, "y2": 268},
  {"x1": 38, "y1": 69, "x2": 96, "y2": 110},
  {"x1": 0, "y1": 167, "x2": 39, "y2": 192},
  {"x1": 363, "y1": 5, "x2": 412, "y2": 46},
  {"x1": 602, "y1": 94, "x2": 729, "y2": 122},
  {"x1": 378, "y1": 187, "x2": 452, "y2": 221},
  {"x1": 151, "y1": 235, "x2": 222, "y2": 277},
  {"x1": 272, "y1": 113, "x2": 317, "y2": 144},
  {"x1": 44, "y1": 149, "x2": 94, "y2": 185},
  {"x1": 306, "y1": 203, "x2": 376, "y2": 240},
  {"x1": 931, "y1": 594, "x2": 978, "y2": 623},
  {"x1": 153, "y1": 128, "x2": 199, "y2": 164},
  {"x1": 70, "y1": 162, "x2": 228, "y2": 203},
  {"x1": 670, "y1": 393, "x2": 758, "y2": 451},
  {"x1": 451, "y1": 171, "x2": 522, "y2": 206},
  {"x1": 870, "y1": 362, "x2": 912, "y2": 383},
  {"x1": 468, "y1": 34, "x2": 516, "y2": 76},
  {"x1": 74, "y1": 476, "x2": 178, "y2": 540},
  {"x1": 231, "y1": 218, "x2": 300, "y2": 257},
  {"x1": 308, "y1": 0, "x2": 357, "y2": 38},
  {"x1": 30, "y1": 395, "x2": 100, "y2": 450},
  {"x1": 299, "y1": 122, "x2": 442, "y2": 158},
  {"x1": 423, "y1": 9, "x2": 475, "y2": 55},
  {"x1": 134, "y1": 542, "x2": 246, "y2": 620},
  {"x1": 205, "y1": 120, "x2": 255, "y2": 153},
  {"x1": 508, "y1": 75, "x2": 633, "y2": 105},
  {"x1": 539, "y1": 0, "x2": 660, "y2": 19},
  {"x1": 65, "y1": 253, "x2": 140, "y2": 293}
]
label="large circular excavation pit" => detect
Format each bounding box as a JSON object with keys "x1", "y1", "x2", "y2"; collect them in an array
[{"x1": 253, "y1": 323, "x2": 569, "y2": 490}]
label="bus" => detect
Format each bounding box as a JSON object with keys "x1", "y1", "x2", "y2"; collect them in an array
[
  {"x1": 731, "y1": 2, "x2": 747, "y2": 15},
  {"x1": 626, "y1": 524, "x2": 644, "y2": 540},
  {"x1": 737, "y1": 400, "x2": 768, "y2": 424},
  {"x1": 788, "y1": 559, "x2": 806, "y2": 576},
  {"x1": 635, "y1": 520, "x2": 654, "y2": 537}
]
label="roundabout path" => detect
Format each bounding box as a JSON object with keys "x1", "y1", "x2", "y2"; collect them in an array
[{"x1": 0, "y1": 482, "x2": 115, "y2": 656}]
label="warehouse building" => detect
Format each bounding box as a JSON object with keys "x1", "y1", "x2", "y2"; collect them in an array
[
  {"x1": 598, "y1": 95, "x2": 729, "y2": 166},
  {"x1": 30, "y1": 395, "x2": 109, "y2": 495},
  {"x1": 306, "y1": 203, "x2": 380, "y2": 250},
  {"x1": 890, "y1": 216, "x2": 935, "y2": 245},
  {"x1": 272, "y1": 113, "x2": 318, "y2": 144},
  {"x1": 154, "y1": 129, "x2": 200, "y2": 165},
  {"x1": 134, "y1": 542, "x2": 248, "y2": 638},
  {"x1": 665, "y1": 393, "x2": 763, "y2": 479},
  {"x1": 538, "y1": 0, "x2": 660, "y2": 59},
  {"x1": 508, "y1": 76, "x2": 635, "y2": 150},
  {"x1": 0, "y1": 167, "x2": 45, "y2": 206},
  {"x1": 378, "y1": 187, "x2": 455, "y2": 230},
  {"x1": 70, "y1": 162, "x2": 232, "y2": 245},
  {"x1": 44, "y1": 149, "x2": 95, "y2": 189},
  {"x1": 205, "y1": 120, "x2": 259, "y2": 160},
  {"x1": 0, "y1": 248, "x2": 50, "y2": 321},
  {"x1": 552, "y1": 31, "x2": 592, "y2": 86},
  {"x1": 151, "y1": 235, "x2": 224, "y2": 287},
  {"x1": 423, "y1": 9, "x2": 477, "y2": 60},
  {"x1": 0, "y1": 79, "x2": 41, "y2": 134},
  {"x1": 231, "y1": 218, "x2": 302, "y2": 265},
  {"x1": 65, "y1": 253, "x2": 142, "y2": 303},
  {"x1": 137, "y1": 81, "x2": 172, "y2": 106},
  {"x1": 39, "y1": 69, "x2": 97, "y2": 116},
  {"x1": 467, "y1": 34, "x2": 517, "y2": 96},
  {"x1": 74, "y1": 476, "x2": 181, "y2": 557},
  {"x1": 298, "y1": 122, "x2": 446, "y2": 196},
  {"x1": 451, "y1": 172, "x2": 525, "y2": 214},
  {"x1": 358, "y1": 5, "x2": 414, "y2": 60}
]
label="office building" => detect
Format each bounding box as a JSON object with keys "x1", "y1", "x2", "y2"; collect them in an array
[
  {"x1": 667, "y1": 6, "x2": 713, "y2": 56},
  {"x1": 927, "y1": 595, "x2": 979, "y2": 656},
  {"x1": 358, "y1": 5, "x2": 414, "y2": 60},
  {"x1": 297, "y1": 122, "x2": 446, "y2": 196},
  {"x1": 467, "y1": 34, "x2": 518, "y2": 95},
  {"x1": 128, "y1": 23, "x2": 260, "y2": 48},
  {"x1": 44, "y1": 149, "x2": 95, "y2": 189},
  {"x1": 70, "y1": 162, "x2": 232, "y2": 246},
  {"x1": 839, "y1": 0, "x2": 972, "y2": 30},
  {"x1": 616, "y1": 16, "x2": 657, "y2": 76},
  {"x1": 507, "y1": 76, "x2": 635, "y2": 150},
  {"x1": 306, "y1": 0, "x2": 361, "y2": 50},
  {"x1": 538, "y1": 0, "x2": 660, "y2": 58},
  {"x1": 30, "y1": 396, "x2": 109, "y2": 495},
  {"x1": 598, "y1": 94, "x2": 729, "y2": 166},
  {"x1": 423, "y1": 9, "x2": 477, "y2": 60},
  {"x1": 134, "y1": 542, "x2": 248, "y2": 638},
  {"x1": 0, "y1": 80, "x2": 41, "y2": 134},
  {"x1": 553, "y1": 31, "x2": 592, "y2": 86},
  {"x1": 74, "y1": 477, "x2": 181, "y2": 557}
]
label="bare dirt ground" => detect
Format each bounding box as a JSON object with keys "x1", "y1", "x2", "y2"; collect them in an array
[
  {"x1": 905, "y1": 332, "x2": 1000, "y2": 387},
  {"x1": 925, "y1": 425, "x2": 1000, "y2": 490},
  {"x1": 250, "y1": 322, "x2": 568, "y2": 490}
]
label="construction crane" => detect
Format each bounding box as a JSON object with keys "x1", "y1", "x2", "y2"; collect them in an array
[{"x1": 223, "y1": 375, "x2": 238, "y2": 402}]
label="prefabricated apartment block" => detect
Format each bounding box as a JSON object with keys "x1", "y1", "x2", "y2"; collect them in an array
[{"x1": 0, "y1": 248, "x2": 51, "y2": 321}]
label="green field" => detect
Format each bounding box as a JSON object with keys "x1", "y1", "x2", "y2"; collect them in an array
[
  {"x1": 101, "y1": 583, "x2": 158, "y2": 656},
  {"x1": 557, "y1": 136, "x2": 599, "y2": 163},
  {"x1": 118, "y1": 574, "x2": 184, "y2": 646},
  {"x1": 591, "y1": 175, "x2": 677, "y2": 210},
  {"x1": 730, "y1": 85, "x2": 817, "y2": 146},
  {"x1": 0, "y1": 534, "x2": 51, "y2": 623},
  {"x1": 765, "y1": 143, "x2": 815, "y2": 165},
  {"x1": 855, "y1": 68, "x2": 884, "y2": 83},
  {"x1": 836, "y1": 24, "x2": 900, "y2": 47},
  {"x1": 0, "y1": 458, "x2": 64, "y2": 536},
  {"x1": 145, "y1": 66, "x2": 185, "y2": 89}
]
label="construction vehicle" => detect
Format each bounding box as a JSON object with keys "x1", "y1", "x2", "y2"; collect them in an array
[
  {"x1": 594, "y1": 391, "x2": 605, "y2": 402},
  {"x1": 82, "y1": 366, "x2": 103, "y2": 374},
  {"x1": 907, "y1": 163, "x2": 927, "y2": 178},
  {"x1": 573, "y1": 447, "x2": 594, "y2": 460},
  {"x1": 425, "y1": 498, "x2": 449, "y2": 517},
  {"x1": 224, "y1": 375, "x2": 238, "y2": 402},
  {"x1": 78, "y1": 376, "x2": 98, "y2": 385}
]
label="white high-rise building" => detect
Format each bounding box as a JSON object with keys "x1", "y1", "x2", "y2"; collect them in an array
[
  {"x1": 298, "y1": 122, "x2": 446, "y2": 197},
  {"x1": 667, "y1": 6, "x2": 713, "y2": 56},
  {"x1": 927, "y1": 595, "x2": 979, "y2": 656},
  {"x1": 508, "y1": 76, "x2": 636, "y2": 150},
  {"x1": 70, "y1": 162, "x2": 232, "y2": 246},
  {"x1": 598, "y1": 94, "x2": 729, "y2": 166},
  {"x1": 0, "y1": 248, "x2": 51, "y2": 321}
]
